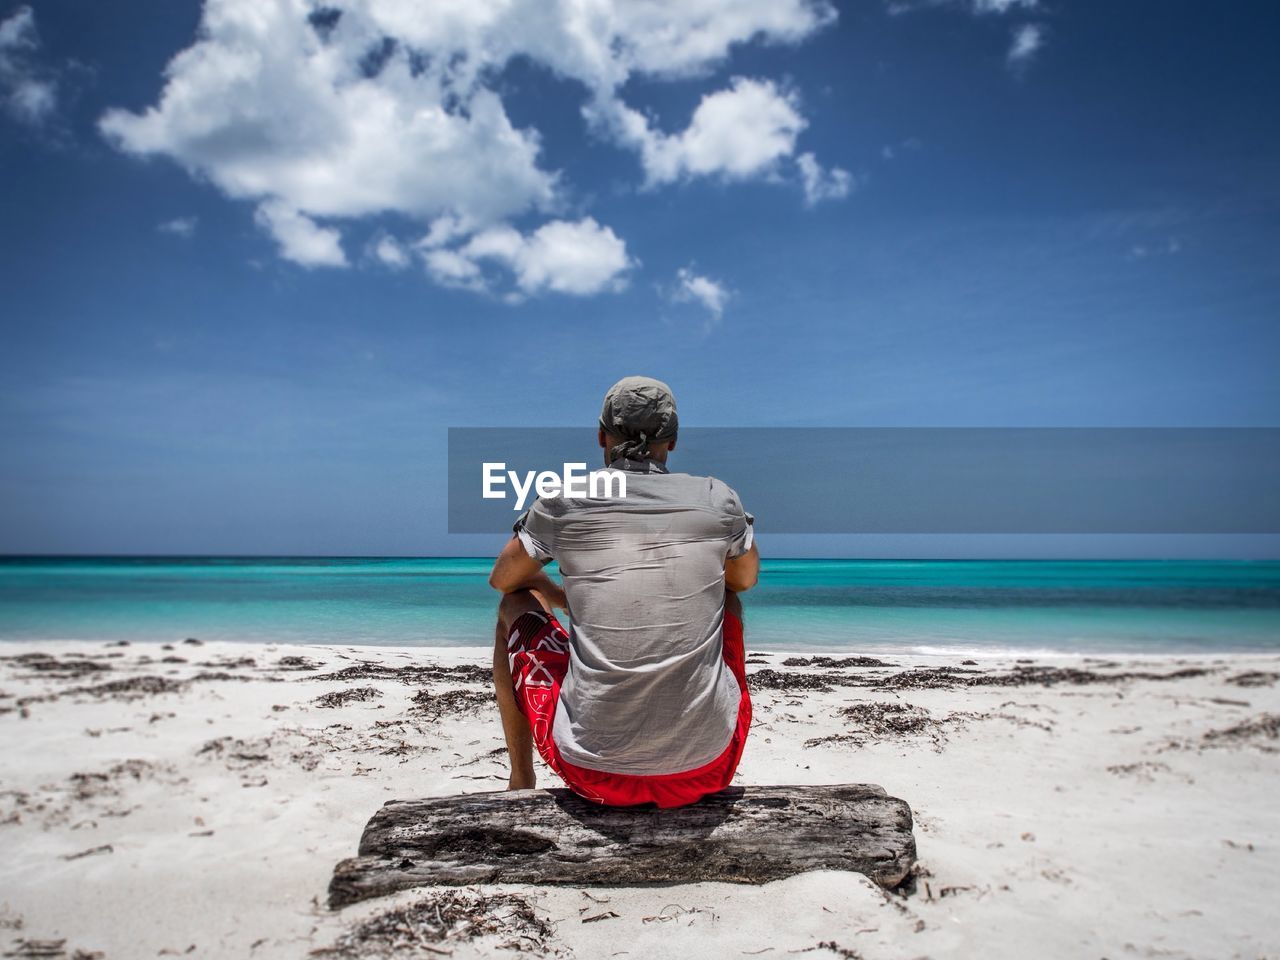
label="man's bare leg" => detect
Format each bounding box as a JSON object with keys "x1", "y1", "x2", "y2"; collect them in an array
[
  {"x1": 725, "y1": 588, "x2": 744, "y2": 625},
  {"x1": 493, "y1": 589, "x2": 552, "y2": 790}
]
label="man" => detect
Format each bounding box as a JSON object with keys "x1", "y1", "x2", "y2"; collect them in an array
[{"x1": 488, "y1": 376, "x2": 759, "y2": 808}]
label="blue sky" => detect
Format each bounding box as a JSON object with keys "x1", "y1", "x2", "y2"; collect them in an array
[{"x1": 1, "y1": 0, "x2": 1277, "y2": 557}]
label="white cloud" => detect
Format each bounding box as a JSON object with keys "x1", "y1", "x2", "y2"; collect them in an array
[
  {"x1": 421, "y1": 248, "x2": 483, "y2": 290},
  {"x1": 889, "y1": 0, "x2": 1037, "y2": 13},
  {"x1": 427, "y1": 218, "x2": 633, "y2": 297},
  {"x1": 505, "y1": 219, "x2": 633, "y2": 296},
  {"x1": 973, "y1": 0, "x2": 1038, "y2": 12},
  {"x1": 1007, "y1": 23, "x2": 1043, "y2": 68},
  {"x1": 594, "y1": 77, "x2": 808, "y2": 186},
  {"x1": 881, "y1": 137, "x2": 922, "y2": 161},
  {"x1": 351, "y1": 0, "x2": 836, "y2": 91},
  {"x1": 158, "y1": 216, "x2": 198, "y2": 238},
  {"x1": 254, "y1": 200, "x2": 348, "y2": 268},
  {"x1": 99, "y1": 4, "x2": 556, "y2": 228},
  {"x1": 672, "y1": 266, "x2": 730, "y2": 324},
  {"x1": 888, "y1": 0, "x2": 1047, "y2": 75},
  {"x1": 0, "y1": 9, "x2": 35, "y2": 50},
  {"x1": 0, "y1": 6, "x2": 57, "y2": 125},
  {"x1": 421, "y1": 248, "x2": 484, "y2": 290},
  {"x1": 419, "y1": 214, "x2": 474, "y2": 251},
  {"x1": 797, "y1": 152, "x2": 854, "y2": 205},
  {"x1": 1127, "y1": 236, "x2": 1183, "y2": 262},
  {"x1": 463, "y1": 225, "x2": 527, "y2": 264},
  {"x1": 99, "y1": 0, "x2": 843, "y2": 287},
  {"x1": 8, "y1": 72, "x2": 53, "y2": 119},
  {"x1": 372, "y1": 235, "x2": 409, "y2": 269}
]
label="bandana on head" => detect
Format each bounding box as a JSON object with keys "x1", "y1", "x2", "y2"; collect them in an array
[{"x1": 599, "y1": 376, "x2": 679, "y2": 464}]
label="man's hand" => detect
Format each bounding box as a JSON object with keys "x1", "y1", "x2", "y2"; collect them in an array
[
  {"x1": 489, "y1": 537, "x2": 568, "y2": 610},
  {"x1": 523, "y1": 570, "x2": 567, "y2": 610}
]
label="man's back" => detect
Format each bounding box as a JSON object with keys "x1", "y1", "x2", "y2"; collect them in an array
[{"x1": 516, "y1": 463, "x2": 754, "y2": 775}]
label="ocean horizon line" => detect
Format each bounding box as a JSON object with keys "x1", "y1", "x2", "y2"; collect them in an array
[{"x1": 4, "y1": 554, "x2": 1279, "y2": 563}]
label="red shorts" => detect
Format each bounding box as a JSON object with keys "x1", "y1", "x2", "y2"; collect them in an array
[{"x1": 506, "y1": 609, "x2": 752, "y2": 809}]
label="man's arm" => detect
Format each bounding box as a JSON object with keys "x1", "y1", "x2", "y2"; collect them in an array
[
  {"x1": 724, "y1": 542, "x2": 760, "y2": 593},
  {"x1": 488, "y1": 537, "x2": 567, "y2": 609}
]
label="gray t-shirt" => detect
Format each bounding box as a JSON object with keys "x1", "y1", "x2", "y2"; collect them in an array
[{"x1": 514, "y1": 459, "x2": 754, "y2": 776}]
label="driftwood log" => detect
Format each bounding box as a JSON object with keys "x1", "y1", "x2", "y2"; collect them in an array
[{"x1": 329, "y1": 784, "x2": 915, "y2": 908}]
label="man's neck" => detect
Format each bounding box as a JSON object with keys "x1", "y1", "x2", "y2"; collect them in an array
[{"x1": 608, "y1": 456, "x2": 670, "y2": 474}]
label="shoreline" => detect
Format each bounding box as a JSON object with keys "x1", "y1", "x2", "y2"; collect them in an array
[
  {"x1": 5, "y1": 636, "x2": 1280, "y2": 662},
  {"x1": 1, "y1": 639, "x2": 1277, "y2": 958}
]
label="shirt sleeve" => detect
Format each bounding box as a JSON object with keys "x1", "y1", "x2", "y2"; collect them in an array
[
  {"x1": 512, "y1": 498, "x2": 556, "y2": 564},
  {"x1": 723, "y1": 485, "x2": 755, "y2": 559}
]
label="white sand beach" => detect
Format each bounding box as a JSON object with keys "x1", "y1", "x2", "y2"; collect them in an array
[{"x1": 0, "y1": 639, "x2": 1277, "y2": 960}]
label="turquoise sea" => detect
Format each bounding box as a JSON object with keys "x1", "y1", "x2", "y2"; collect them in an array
[
  {"x1": 3, "y1": 557, "x2": 1279, "y2": 654},
  {"x1": 0, "y1": 558, "x2": 1277, "y2": 654}
]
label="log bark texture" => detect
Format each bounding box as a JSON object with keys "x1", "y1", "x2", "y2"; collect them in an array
[{"x1": 329, "y1": 784, "x2": 915, "y2": 908}]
